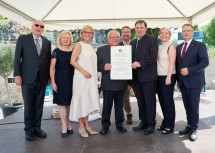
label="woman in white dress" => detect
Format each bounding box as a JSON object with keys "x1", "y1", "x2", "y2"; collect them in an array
[{"x1": 70, "y1": 25, "x2": 100, "y2": 138}]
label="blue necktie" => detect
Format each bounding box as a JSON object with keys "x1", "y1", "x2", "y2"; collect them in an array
[{"x1": 133, "y1": 39, "x2": 139, "y2": 61}]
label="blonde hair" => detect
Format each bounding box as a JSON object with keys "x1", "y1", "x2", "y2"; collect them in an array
[
  {"x1": 57, "y1": 30, "x2": 73, "y2": 47},
  {"x1": 160, "y1": 27, "x2": 171, "y2": 36},
  {"x1": 80, "y1": 25, "x2": 94, "y2": 40}
]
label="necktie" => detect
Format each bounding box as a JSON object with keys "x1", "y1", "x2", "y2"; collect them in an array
[
  {"x1": 35, "y1": 38, "x2": 41, "y2": 55},
  {"x1": 181, "y1": 42, "x2": 187, "y2": 60},
  {"x1": 136, "y1": 38, "x2": 139, "y2": 50},
  {"x1": 133, "y1": 39, "x2": 139, "y2": 61}
]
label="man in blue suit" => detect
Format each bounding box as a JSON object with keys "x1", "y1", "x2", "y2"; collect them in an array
[{"x1": 176, "y1": 24, "x2": 209, "y2": 141}]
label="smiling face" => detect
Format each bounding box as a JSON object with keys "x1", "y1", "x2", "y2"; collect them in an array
[
  {"x1": 32, "y1": 20, "x2": 45, "y2": 37},
  {"x1": 82, "y1": 28, "x2": 93, "y2": 42},
  {"x1": 135, "y1": 23, "x2": 147, "y2": 38},
  {"x1": 159, "y1": 28, "x2": 171, "y2": 43},
  {"x1": 80, "y1": 25, "x2": 94, "y2": 43},
  {"x1": 121, "y1": 27, "x2": 131, "y2": 42},
  {"x1": 108, "y1": 30, "x2": 120, "y2": 46},
  {"x1": 61, "y1": 33, "x2": 71, "y2": 46}
]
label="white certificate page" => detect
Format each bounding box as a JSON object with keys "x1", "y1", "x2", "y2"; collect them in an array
[{"x1": 110, "y1": 46, "x2": 132, "y2": 80}]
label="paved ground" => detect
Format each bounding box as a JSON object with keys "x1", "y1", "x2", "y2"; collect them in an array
[{"x1": 0, "y1": 90, "x2": 215, "y2": 153}]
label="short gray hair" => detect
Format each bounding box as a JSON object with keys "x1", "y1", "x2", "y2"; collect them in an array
[{"x1": 107, "y1": 30, "x2": 120, "y2": 38}]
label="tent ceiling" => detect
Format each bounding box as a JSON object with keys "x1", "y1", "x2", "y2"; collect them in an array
[{"x1": 0, "y1": 0, "x2": 215, "y2": 30}]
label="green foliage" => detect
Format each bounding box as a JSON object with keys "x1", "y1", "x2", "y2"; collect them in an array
[
  {"x1": 115, "y1": 28, "x2": 121, "y2": 34},
  {"x1": 0, "y1": 15, "x2": 7, "y2": 20},
  {"x1": 0, "y1": 15, "x2": 7, "y2": 25},
  {"x1": 146, "y1": 28, "x2": 160, "y2": 38},
  {"x1": 204, "y1": 17, "x2": 215, "y2": 47},
  {"x1": 131, "y1": 28, "x2": 137, "y2": 40},
  {"x1": 193, "y1": 25, "x2": 199, "y2": 31},
  {"x1": 0, "y1": 43, "x2": 14, "y2": 78},
  {"x1": 106, "y1": 27, "x2": 160, "y2": 40}
]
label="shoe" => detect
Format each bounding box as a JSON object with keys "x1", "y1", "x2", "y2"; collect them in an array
[
  {"x1": 67, "y1": 129, "x2": 74, "y2": 134},
  {"x1": 179, "y1": 126, "x2": 190, "y2": 135},
  {"x1": 99, "y1": 127, "x2": 109, "y2": 135},
  {"x1": 25, "y1": 132, "x2": 36, "y2": 141},
  {"x1": 79, "y1": 128, "x2": 89, "y2": 138},
  {"x1": 61, "y1": 132, "x2": 69, "y2": 138},
  {"x1": 126, "y1": 114, "x2": 133, "y2": 124},
  {"x1": 189, "y1": 130, "x2": 197, "y2": 141},
  {"x1": 86, "y1": 127, "x2": 98, "y2": 135},
  {"x1": 133, "y1": 121, "x2": 147, "y2": 131},
  {"x1": 157, "y1": 125, "x2": 165, "y2": 131},
  {"x1": 116, "y1": 125, "x2": 127, "y2": 133},
  {"x1": 162, "y1": 128, "x2": 173, "y2": 134},
  {"x1": 34, "y1": 129, "x2": 47, "y2": 138},
  {"x1": 144, "y1": 126, "x2": 155, "y2": 135}
]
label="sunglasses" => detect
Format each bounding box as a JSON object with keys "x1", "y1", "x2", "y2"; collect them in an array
[{"x1": 34, "y1": 24, "x2": 44, "y2": 28}]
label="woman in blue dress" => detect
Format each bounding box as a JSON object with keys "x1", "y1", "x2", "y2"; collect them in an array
[{"x1": 50, "y1": 30, "x2": 74, "y2": 138}]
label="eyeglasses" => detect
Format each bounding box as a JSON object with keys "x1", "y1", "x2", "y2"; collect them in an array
[
  {"x1": 122, "y1": 31, "x2": 131, "y2": 34},
  {"x1": 84, "y1": 31, "x2": 93, "y2": 35},
  {"x1": 182, "y1": 30, "x2": 193, "y2": 33},
  {"x1": 34, "y1": 24, "x2": 44, "y2": 28},
  {"x1": 109, "y1": 36, "x2": 120, "y2": 39}
]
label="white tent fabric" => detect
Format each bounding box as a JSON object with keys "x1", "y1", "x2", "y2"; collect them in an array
[{"x1": 0, "y1": 0, "x2": 215, "y2": 30}]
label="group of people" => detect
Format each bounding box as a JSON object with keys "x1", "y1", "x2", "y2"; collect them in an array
[{"x1": 13, "y1": 19, "x2": 209, "y2": 142}]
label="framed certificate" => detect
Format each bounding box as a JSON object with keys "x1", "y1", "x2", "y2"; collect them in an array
[{"x1": 110, "y1": 46, "x2": 132, "y2": 80}]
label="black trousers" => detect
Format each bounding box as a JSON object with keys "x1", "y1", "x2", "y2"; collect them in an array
[
  {"x1": 22, "y1": 75, "x2": 46, "y2": 133},
  {"x1": 180, "y1": 83, "x2": 201, "y2": 131},
  {"x1": 133, "y1": 80, "x2": 157, "y2": 127},
  {"x1": 101, "y1": 90, "x2": 125, "y2": 129},
  {"x1": 157, "y1": 74, "x2": 176, "y2": 129}
]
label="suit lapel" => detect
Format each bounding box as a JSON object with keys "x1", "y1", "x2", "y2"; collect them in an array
[
  {"x1": 137, "y1": 35, "x2": 145, "y2": 51},
  {"x1": 183, "y1": 39, "x2": 195, "y2": 60},
  {"x1": 40, "y1": 36, "x2": 46, "y2": 57},
  {"x1": 29, "y1": 34, "x2": 39, "y2": 55},
  {"x1": 106, "y1": 45, "x2": 111, "y2": 63}
]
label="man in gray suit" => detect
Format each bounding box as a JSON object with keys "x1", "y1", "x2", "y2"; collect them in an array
[
  {"x1": 97, "y1": 30, "x2": 128, "y2": 135},
  {"x1": 14, "y1": 20, "x2": 51, "y2": 141}
]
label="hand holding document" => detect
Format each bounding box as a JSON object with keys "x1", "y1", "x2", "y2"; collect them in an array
[{"x1": 110, "y1": 46, "x2": 132, "y2": 80}]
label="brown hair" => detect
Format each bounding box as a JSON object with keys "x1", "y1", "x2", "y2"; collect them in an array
[
  {"x1": 135, "y1": 20, "x2": 147, "y2": 28},
  {"x1": 121, "y1": 26, "x2": 131, "y2": 30},
  {"x1": 182, "y1": 24, "x2": 194, "y2": 30}
]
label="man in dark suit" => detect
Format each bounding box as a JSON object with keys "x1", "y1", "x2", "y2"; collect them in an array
[
  {"x1": 120, "y1": 26, "x2": 133, "y2": 124},
  {"x1": 14, "y1": 20, "x2": 51, "y2": 141},
  {"x1": 97, "y1": 30, "x2": 128, "y2": 135},
  {"x1": 131, "y1": 20, "x2": 158, "y2": 135},
  {"x1": 176, "y1": 24, "x2": 209, "y2": 141}
]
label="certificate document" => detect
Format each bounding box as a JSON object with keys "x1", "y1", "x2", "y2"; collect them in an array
[{"x1": 110, "y1": 46, "x2": 132, "y2": 80}]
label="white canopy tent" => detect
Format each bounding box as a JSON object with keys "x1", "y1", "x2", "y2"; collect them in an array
[{"x1": 0, "y1": 0, "x2": 215, "y2": 30}]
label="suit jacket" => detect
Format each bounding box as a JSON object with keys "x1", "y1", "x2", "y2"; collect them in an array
[
  {"x1": 130, "y1": 35, "x2": 158, "y2": 82},
  {"x1": 176, "y1": 39, "x2": 209, "y2": 88},
  {"x1": 97, "y1": 45, "x2": 127, "y2": 91},
  {"x1": 14, "y1": 33, "x2": 51, "y2": 84}
]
